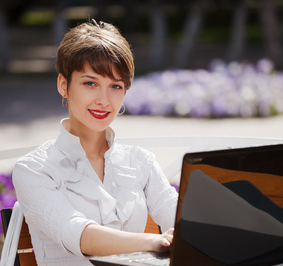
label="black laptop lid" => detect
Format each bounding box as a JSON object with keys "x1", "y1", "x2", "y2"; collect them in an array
[{"x1": 170, "y1": 144, "x2": 283, "y2": 266}]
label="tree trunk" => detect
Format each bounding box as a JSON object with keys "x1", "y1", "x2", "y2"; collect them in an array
[
  {"x1": 226, "y1": 0, "x2": 248, "y2": 62},
  {"x1": 259, "y1": 0, "x2": 283, "y2": 68},
  {"x1": 149, "y1": 0, "x2": 167, "y2": 69},
  {"x1": 0, "y1": 2, "x2": 10, "y2": 71},
  {"x1": 53, "y1": 0, "x2": 69, "y2": 47},
  {"x1": 173, "y1": 0, "x2": 207, "y2": 69}
]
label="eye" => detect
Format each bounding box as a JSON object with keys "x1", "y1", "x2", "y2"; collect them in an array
[
  {"x1": 111, "y1": 84, "x2": 123, "y2": 90},
  {"x1": 84, "y1": 81, "x2": 96, "y2": 87}
]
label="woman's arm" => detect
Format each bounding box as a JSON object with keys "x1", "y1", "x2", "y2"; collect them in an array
[
  {"x1": 144, "y1": 158, "x2": 178, "y2": 233},
  {"x1": 80, "y1": 224, "x2": 174, "y2": 256}
]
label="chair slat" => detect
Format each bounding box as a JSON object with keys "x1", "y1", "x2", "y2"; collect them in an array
[
  {"x1": 1, "y1": 208, "x2": 37, "y2": 266},
  {"x1": 144, "y1": 214, "x2": 160, "y2": 234}
]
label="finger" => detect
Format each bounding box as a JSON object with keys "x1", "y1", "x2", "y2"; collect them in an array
[
  {"x1": 163, "y1": 229, "x2": 174, "y2": 243},
  {"x1": 158, "y1": 239, "x2": 171, "y2": 253},
  {"x1": 166, "y1": 234, "x2": 173, "y2": 244},
  {"x1": 161, "y1": 239, "x2": 171, "y2": 247}
]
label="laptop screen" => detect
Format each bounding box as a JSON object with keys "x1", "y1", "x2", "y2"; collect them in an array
[{"x1": 170, "y1": 144, "x2": 283, "y2": 266}]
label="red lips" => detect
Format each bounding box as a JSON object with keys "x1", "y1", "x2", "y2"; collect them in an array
[{"x1": 89, "y1": 109, "x2": 110, "y2": 120}]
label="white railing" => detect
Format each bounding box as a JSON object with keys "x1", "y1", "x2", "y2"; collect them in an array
[{"x1": 1, "y1": 136, "x2": 283, "y2": 184}]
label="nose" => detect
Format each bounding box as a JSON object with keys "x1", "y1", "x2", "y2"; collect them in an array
[{"x1": 95, "y1": 87, "x2": 110, "y2": 107}]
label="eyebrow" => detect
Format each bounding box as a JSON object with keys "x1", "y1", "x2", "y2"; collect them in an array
[
  {"x1": 81, "y1": 74, "x2": 124, "y2": 83},
  {"x1": 81, "y1": 74, "x2": 97, "y2": 79}
]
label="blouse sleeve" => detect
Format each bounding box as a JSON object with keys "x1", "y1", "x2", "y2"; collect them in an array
[
  {"x1": 143, "y1": 152, "x2": 178, "y2": 233},
  {"x1": 12, "y1": 156, "x2": 96, "y2": 257}
]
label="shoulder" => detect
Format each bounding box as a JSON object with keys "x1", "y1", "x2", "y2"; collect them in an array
[
  {"x1": 14, "y1": 140, "x2": 57, "y2": 174},
  {"x1": 114, "y1": 142, "x2": 155, "y2": 158},
  {"x1": 12, "y1": 140, "x2": 61, "y2": 191},
  {"x1": 112, "y1": 143, "x2": 156, "y2": 168},
  {"x1": 18, "y1": 140, "x2": 56, "y2": 160}
]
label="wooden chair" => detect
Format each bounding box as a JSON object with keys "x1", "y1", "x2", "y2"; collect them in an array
[
  {"x1": 1, "y1": 204, "x2": 37, "y2": 266},
  {"x1": 144, "y1": 214, "x2": 160, "y2": 234}
]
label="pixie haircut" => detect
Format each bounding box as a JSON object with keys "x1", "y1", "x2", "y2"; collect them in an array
[{"x1": 56, "y1": 20, "x2": 134, "y2": 90}]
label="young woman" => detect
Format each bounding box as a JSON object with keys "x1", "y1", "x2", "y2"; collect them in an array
[{"x1": 12, "y1": 20, "x2": 178, "y2": 266}]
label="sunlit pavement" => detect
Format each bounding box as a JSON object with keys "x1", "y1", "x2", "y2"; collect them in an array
[{"x1": 1, "y1": 113, "x2": 283, "y2": 149}]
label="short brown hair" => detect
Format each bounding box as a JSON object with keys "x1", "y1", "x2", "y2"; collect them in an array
[{"x1": 56, "y1": 20, "x2": 134, "y2": 90}]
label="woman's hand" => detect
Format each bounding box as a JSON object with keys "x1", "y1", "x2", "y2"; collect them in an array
[{"x1": 151, "y1": 228, "x2": 174, "y2": 253}]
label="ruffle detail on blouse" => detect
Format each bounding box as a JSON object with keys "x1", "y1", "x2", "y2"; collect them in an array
[
  {"x1": 111, "y1": 163, "x2": 137, "y2": 226},
  {"x1": 59, "y1": 152, "x2": 137, "y2": 230}
]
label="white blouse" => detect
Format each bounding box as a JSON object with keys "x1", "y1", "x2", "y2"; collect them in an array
[{"x1": 12, "y1": 119, "x2": 178, "y2": 266}]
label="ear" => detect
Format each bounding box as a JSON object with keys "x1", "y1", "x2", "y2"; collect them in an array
[{"x1": 57, "y1": 74, "x2": 68, "y2": 97}]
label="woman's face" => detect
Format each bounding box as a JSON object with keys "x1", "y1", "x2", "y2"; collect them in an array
[{"x1": 58, "y1": 62, "x2": 126, "y2": 135}]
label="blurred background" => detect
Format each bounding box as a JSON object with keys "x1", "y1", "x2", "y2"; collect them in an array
[
  {"x1": 1, "y1": 0, "x2": 283, "y2": 120},
  {"x1": 1, "y1": 0, "x2": 283, "y2": 73},
  {"x1": 1, "y1": 0, "x2": 283, "y2": 253},
  {"x1": 1, "y1": 3, "x2": 283, "y2": 158}
]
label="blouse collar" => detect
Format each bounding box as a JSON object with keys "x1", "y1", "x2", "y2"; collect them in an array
[{"x1": 55, "y1": 118, "x2": 115, "y2": 157}]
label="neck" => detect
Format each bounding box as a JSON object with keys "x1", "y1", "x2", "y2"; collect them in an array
[
  {"x1": 81, "y1": 131, "x2": 109, "y2": 158},
  {"x1": 64, "y1": 119, "x2": 109, "y2": 157}
]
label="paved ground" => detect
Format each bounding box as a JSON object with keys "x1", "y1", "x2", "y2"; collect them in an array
[{"x1": 2, "y1": 112, "x2": 283, "y2": 149}]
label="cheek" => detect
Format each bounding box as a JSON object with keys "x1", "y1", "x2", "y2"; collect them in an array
[
  {"x1": 68, "y1": 96, "x2": 81, "y2": 108},
  {"x1": 116, "y1": 96, "x2": 126, "y2": 110},
  {"x1": 111, "y1": 92, "x2": 125, "y2": 106},
  {"x1": 68, "y1": 90, "x2": 89, "y2": 105}
]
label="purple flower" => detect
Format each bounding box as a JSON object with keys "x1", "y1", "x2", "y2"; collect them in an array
[
  {"x1": 0, "y1": 174, "x2": 14, "y2": 190},
  {"x1": 171, "y1": 183, "x2": 179, "y2": 192},
  {"x1": 124, "y1": 58, "x2": 283, "y2": 118},
  {"x1": 0, "y1": 173, "x2": 17, "y2": 249},
  {"x1": 0, "y1": 173, "x2": 17, "y2": 209}
]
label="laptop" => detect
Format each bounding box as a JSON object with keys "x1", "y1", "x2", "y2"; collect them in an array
[{"x1": 90, "y1": 143, "x2": 283, "y2": 266}]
